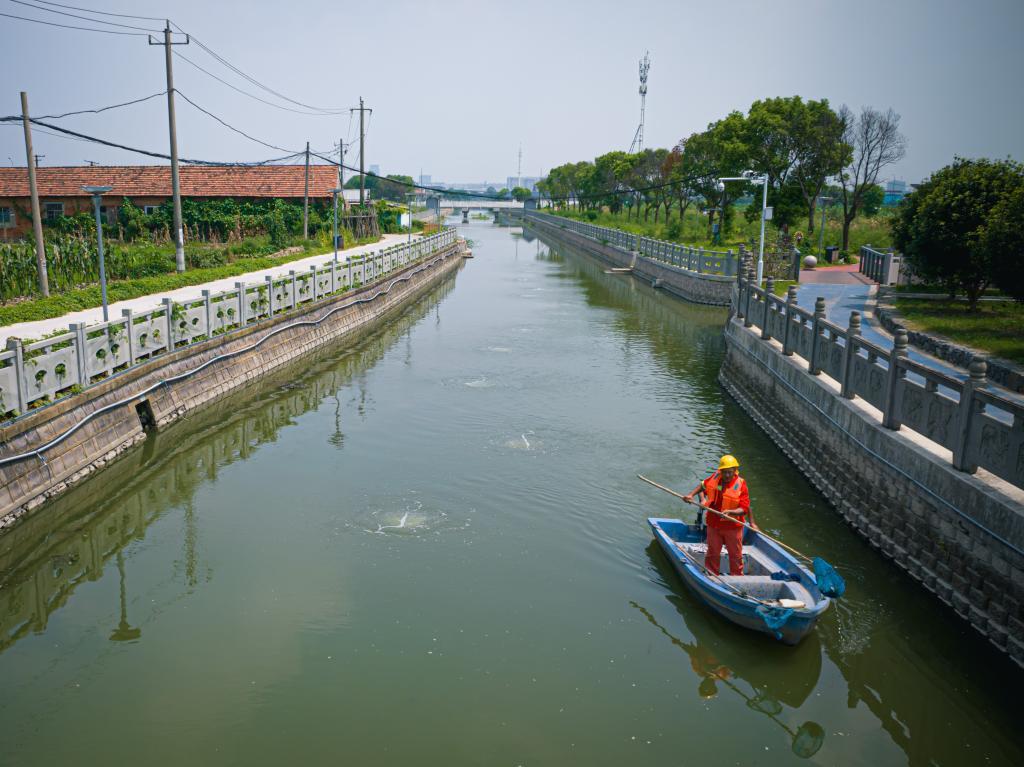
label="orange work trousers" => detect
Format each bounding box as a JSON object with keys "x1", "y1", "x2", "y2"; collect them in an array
[{"x1": 705, "y1": 525, "x2": 744, "y2": 576}]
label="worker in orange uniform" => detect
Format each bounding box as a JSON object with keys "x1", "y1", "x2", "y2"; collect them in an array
[{"x1": 683, "y1": 455, "x2": 757, "y2": 575}]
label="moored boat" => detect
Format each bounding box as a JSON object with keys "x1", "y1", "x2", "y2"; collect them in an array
[{"x1": 649, "y1": 517, "x2": 829, "y2": 645}]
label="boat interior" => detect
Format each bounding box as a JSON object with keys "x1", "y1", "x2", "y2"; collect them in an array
[{"x1": 655, "y1": 519, "x2": 818, "y2": 607}]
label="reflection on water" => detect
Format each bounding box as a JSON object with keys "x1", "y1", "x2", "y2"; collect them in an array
[
  {"x1": 1, "y1": 218, "x2": 1021, "y2": 767},
  {"x1": 638, "y1": 542, "x2": 824, "y2": 758},
  {"x1": 0, "y1": 276, "x2": 457, "y2": 657}
]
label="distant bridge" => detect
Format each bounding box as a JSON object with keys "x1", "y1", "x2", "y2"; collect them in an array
[{"x1": 437, "y1": 199, "x2": 524, "y2": 209}]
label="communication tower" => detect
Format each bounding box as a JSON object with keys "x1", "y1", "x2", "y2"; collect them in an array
[{"x1": 629, "y1": 52, "x2": 650, "y2": 153}]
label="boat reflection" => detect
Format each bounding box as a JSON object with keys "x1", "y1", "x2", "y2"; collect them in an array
[{"x1": 639, "y1": 541, "x2": 825, "y2": 759}]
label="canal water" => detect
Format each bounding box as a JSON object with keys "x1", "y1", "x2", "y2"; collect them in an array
[{"x1": 1, "y1": 218, "x2": 1021, "y2": 766}]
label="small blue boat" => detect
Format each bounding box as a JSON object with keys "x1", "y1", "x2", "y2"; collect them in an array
[{"x1": 649, "y1": 517, "x2": 830, "y2": 645}]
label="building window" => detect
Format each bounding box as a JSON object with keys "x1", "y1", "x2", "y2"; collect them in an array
[
  {"x1": 44, "y1": 202, "x2": 64, "y2": 222},
  {"x1": 0, "y1": 206, "x2": 14, "y2": 228},
  {"x1": 143, "y1": 205, "x2": 158, "y2": 215}
]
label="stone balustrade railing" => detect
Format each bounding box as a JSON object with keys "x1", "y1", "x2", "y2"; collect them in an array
[
  {"x1": 734, "y1": 263, "x2": 1024, "y2": 489},
  {"x1": 0, "y1": 229, "x2": 457, "y2": 423},
  {"x1": 525, "y1": 211, "x2": 740, "y2": 277}
]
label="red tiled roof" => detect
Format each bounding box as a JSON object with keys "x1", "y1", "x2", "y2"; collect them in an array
[{"x1": 0, "y1": 165, "x2": 340, "y2": 198}]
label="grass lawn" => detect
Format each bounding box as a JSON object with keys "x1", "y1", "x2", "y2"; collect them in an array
[{"x1": 894, "y1": 298, "x2": 1024, "y2": 364}]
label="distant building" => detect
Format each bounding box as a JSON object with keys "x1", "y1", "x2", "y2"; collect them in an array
[
  {"x1": 508, "y1": 176, "x2": 541, "y2": 193},
  {"x1": 419, "y1": 174, "x2": 432, "y2": 185},
  {"x1": 883, "y1": 179, "x2": 909, "y2": 206},
  {"x1": 0, "y1": 164, "x2": 349, "y2": 239}
]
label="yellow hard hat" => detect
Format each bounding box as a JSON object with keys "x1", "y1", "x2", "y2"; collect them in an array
[{"x1": 718, "y1": 454, "x2": 740, "y2": 470}]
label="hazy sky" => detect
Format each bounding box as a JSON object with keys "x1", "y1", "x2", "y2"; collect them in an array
[{"x1": 2, "y1": 0, "x2": 1022, "y2": 185}]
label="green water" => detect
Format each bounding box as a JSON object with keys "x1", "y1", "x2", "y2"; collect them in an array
[{"x1": 1, "y1": 219, "x2": 1020, "y2": 766}]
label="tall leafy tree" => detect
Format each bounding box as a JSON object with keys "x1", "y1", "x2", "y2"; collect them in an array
[
  {"x1": 837, "y1": 105, "x2": 906, "y2": 251},
  {"x1": 892, "y1": 157, "x2": 1024, "y2": 310},
  {"x1": 789, "y1": 99, "x2": 850, "y2": 233},
  {"x1": 982, "y1": 185, "x2": 1024, "y2": 300}
]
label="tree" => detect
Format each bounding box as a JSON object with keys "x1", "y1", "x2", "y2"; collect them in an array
[
  {"x1": 683, "y1": 113, "x2": 748, "y2": 238},
  {"x1": 511, "y1": 186, "x2": 532, "y2": 202},
  {"x1": 837, "y1": 105, "x2": 906, "y2": 252},
  {"x1": 861, "y1": 184, "x2": 885, "y2": 217},
  {"x1": 788, "y1": 99, "x2": 850, "y2": 233},
  {"x1": 496, "y1": 188, "x2": 510, "y2": 200},
  {"x1": 375, "y1": 174, "x2": 416, "y2": 202},
  {"x1": 981, "y1": 184, "x2": 1024, "y2": 300},
  {"x1": 892, "y1": 158, "x2": 1024, "y2": 310},
  {"x1": 744, "y1": 96, "x2": 848, "y2": 232}
]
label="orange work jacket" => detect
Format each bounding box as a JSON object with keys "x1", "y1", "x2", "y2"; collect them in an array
[{"x1": 702, "y1": 471, "x2": 749, "y2": 530}]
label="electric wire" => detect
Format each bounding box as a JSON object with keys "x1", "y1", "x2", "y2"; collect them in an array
[
  {"x1": 0, "y1": 116, "x2": 304, "y2": 166},
  {"x1": 4, "y1": 0, "x2": 162, "y2": 31},
  {"x1": 27, "y1": 0, "x2": 164, "y2": 21},
  {"x1": 173, "y1": 51, "x2": 348, "y2": 117},
  {"x1": 0, "y1": 9, "x2": 149, "y2": 34},
  {"x1": 0, "y1": 91, "x2": 168, "y2": 121},
  {"x1": 174, "y1": 90, "x2": 300, "y2": 154},
  {"x1": 170, "y1": 21, "x2": 349, "y2": 115}
]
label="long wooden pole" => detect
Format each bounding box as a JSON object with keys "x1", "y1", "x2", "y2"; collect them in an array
[
  {"x1": 637, "y1": 474, "x2": 812, "y2": 563},
  {"x1": 20, "y1": 91, "x2": 48, "y2": 297}
]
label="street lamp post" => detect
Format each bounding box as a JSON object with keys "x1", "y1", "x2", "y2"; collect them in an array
[
  {"x1": 331, "y1": 187, "x2": 342, "y2": 264},
  {"x1": 718, "y1": 171, "x2": 768, "y2": 285},
  {"x1": 817, "y1": 196, "x2": 833, "y2": 258},
  {"x1": 82, "y1": 185, "x2": 113, "y2": 321},
  {"x1": 406, "y1": 193, "x2": 415, "y2": 244}
]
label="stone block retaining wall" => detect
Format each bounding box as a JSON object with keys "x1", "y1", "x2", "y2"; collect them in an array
[
  {"x1": 0, "y1": 241, "x2": 464, "y2": 527},
  {"x1": 720, "y1": 317, "x2": 1024, "y2": 666},
  {"x1": 524, "y1": 214, "x2": 734, "y2": 306}
]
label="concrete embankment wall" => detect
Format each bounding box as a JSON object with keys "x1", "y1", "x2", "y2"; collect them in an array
[
  {"x1": 0, "y1": 243, "x2": 464, "y2": 527},
  {"x1": 719, "y1": 316, "x2": 1024, "y2": 666},
  {"x1": 524, "y1": 214, "x2": 733, "y2": 306}
]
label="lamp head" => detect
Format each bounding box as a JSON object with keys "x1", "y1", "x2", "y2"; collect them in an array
[{"x1": 81, "y1": 185, "x2": 112, "y2": 195}]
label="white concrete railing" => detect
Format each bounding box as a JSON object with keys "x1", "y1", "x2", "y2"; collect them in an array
[
  {"x1": 0, "y1": 229, "x2": 457, "y2": 423},
  {"x1": 525, "y1": 211, "x2": 740, "y2": 277},
  {"x1": 734, "y1": 267, "x2": 1024, "y2": 489}
]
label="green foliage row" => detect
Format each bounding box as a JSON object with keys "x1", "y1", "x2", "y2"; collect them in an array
[
  {"x1": 892, "y1": 157, "x2": 1024, "y2": 309},
  {"x1": 551, "y1": 204, "x2": 893, "y2": 255},
  {"x1": 538, "y1": 96, "x2": 904, "y2": 253}
]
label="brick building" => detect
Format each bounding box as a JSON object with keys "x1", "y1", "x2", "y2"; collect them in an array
[{"x1": 0, "y1": 165, "x2": 362, "y2": 239}]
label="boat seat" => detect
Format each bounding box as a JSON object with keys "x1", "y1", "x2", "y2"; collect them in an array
[{"x1": 717, "y1": 575, "x2": 803, "y2": 602}]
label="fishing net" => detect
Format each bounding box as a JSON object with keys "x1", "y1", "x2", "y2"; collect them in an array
[
  {"x1": 755, "y1": 604, "x2": 794, "y2": 639},
  {"x1": 812, "y1": 557, "x2": 846, "y2": 598}
]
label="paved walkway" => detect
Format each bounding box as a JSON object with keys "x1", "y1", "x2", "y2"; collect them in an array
[
  {"x1": 1, "y1": 233, "x2": 418, "y2": 345},
  {"x1": 792, "y1": 269, "x2": 969, "y2": 386}
]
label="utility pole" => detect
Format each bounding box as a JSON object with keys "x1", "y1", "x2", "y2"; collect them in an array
[
  {"x1": 337, "y1": 139, "x2": 347, "y2": 210},
  {"x1": 350, "y1": 98, "x2": 371, "y2": 206},
  {"x1": 303, "y1": 141, "x2": 310, "y2": 239},
  {"x1": 517, "y1": 145, "x2": 522, "y2": 190},
  {"x1": 150, "y1": 21, "x2": 189, "y2": 272},
  {"x1": 20, "y1": 91, "x2": 48, "y2": 297}
]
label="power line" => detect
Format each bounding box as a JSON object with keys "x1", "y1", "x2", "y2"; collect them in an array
[
  {"x1": 170, "y1": 21, "x2": 349, "y2": 115},
  {"x1": 0, "y1": 116, "x2": 304, "y2": 166},
  {"x1": 4, "y1": 0, "x2": 162, "y2": 32},
  {"x1": 0, "y1": 9, "x2": 148, "y2": 34},
  {"x1": 172, "y1": 51, "x2": 349, "y2": 117},
  {"x1": 28, "y1": 0, "x2": 164, "y2": 21},
  {"x1": 0, "y1": 91, "x2": 167, "y2": 120},
  {"x1": 174, "y1": 89, "x2": 299, "y2": 154}
]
